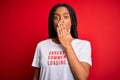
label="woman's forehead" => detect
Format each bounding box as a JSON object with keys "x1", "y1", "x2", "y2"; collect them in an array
[{"x1": 54, "y1": 7, "x2": 69, "y2": 15}]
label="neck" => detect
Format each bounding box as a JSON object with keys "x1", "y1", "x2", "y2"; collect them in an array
[{"x1": 52, "y1": 37, "x2": 60, "y2": 44}]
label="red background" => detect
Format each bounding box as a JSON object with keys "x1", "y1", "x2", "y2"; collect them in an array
[{"x1": 0, "y1": 0, "x2": 120, "y2": 80}]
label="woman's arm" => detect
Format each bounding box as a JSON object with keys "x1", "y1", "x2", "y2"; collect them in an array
[
  {"x1": 33, "y1": 68, "x2": 40, "y2": 80},
  {"x1": 56, "y1": 22, "x2": 90, "y2": 80},
  {"x1": 65, "y1": 45, "x2": 90, "y2": 80}
]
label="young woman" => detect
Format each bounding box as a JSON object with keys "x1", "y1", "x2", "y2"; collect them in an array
[{"x1": 32, "y1": 3, "x2": 92, "y2": 80}]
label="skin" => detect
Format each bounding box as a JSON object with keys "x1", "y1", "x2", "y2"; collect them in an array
[
  {"x1": 33, "y1": 68, "x2": 40, "y2": 80},
  {"x1": 33, "y1": 7, "x2": 90, "y2": 80}
]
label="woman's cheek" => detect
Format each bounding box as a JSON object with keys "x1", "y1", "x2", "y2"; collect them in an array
[{"x1": 53, "y1": 22, "x2": 58, "y2": 31}]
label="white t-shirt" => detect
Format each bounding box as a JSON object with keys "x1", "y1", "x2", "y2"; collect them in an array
[{"x1": 32, "y1": 38, "x2": 92, "y2": 80}]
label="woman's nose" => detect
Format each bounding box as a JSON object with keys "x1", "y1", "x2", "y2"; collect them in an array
[{"x1": 59, "y1": 17, "x2": 64, "y2": 22}]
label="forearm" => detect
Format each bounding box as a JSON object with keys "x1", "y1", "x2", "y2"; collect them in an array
[
  {"x1": 33, "y1": 68, "x2": 40, "y2": 80},
  {"x1": 33, "y1": 76, "x2": 39, "y2": 80},
  {"x1": 33, "y1": 77, "x2": 39, "y2": 80},
  {"x1": 65, "y1": 45, "x2": 89, "y2": 80}
]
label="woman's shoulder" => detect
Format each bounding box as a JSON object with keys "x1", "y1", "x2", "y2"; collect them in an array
[
  {"x1": 37, "y1": 39, "x2": 51, "y2": 47},
  {"x1": 72, "y1": 38, "x2": 91, "y2": 47},
  {"x1": 73, "y1": 38, "x2": 90, "y2": 44}
]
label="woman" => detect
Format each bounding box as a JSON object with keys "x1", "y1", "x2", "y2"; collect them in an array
[{"x1": 32, "y1": 3, "x2": 92, "y2": 80}]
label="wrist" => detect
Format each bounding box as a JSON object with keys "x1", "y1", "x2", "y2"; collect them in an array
[{"x1": 64, "y1": 44, "x2": 73, "y2": 51}]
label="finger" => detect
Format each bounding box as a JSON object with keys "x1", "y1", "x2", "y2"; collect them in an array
[
  {"x1": 59, "y1": 22, "x2": 63, "y2": 30},
  {"x1": 56, "y1": 26, "x2": 59, "y2": 34},
  {"x1": 58, "y1": 21, "x2": 60, "y2": 27},
  {"x1": 61, "y1": 27, "x2": 65, "y2": 34},
  {"x1": 60, "y1": 21, "x2": 64, "y2": 27},
  {"x1": 68, "y1": 29, "x2": 71, "y2": 33},
  {"x1": 60, "y1": 22, "x2": 66, "y2": 32},
  {"x1": 58, "y1": 21, "x2": 63, "y2": 34},
  {"x1": 59, "y1": 21, "x2": 66, "y2": 35},
  {"x1": 58, "y1": 23, "x2": 63, "y2": 35}
]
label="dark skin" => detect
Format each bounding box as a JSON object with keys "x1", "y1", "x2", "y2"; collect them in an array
[
  {"x1": 33, "y1": 7, "x2": 90, "y2": 80},
  {"x1": 33, "y1": 68, "x2": 40, "y2": 80}
]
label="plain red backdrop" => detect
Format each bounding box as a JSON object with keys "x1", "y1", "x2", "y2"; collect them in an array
[{"x1": 0, "y1": 0, "x2": 120, "y2": 80}]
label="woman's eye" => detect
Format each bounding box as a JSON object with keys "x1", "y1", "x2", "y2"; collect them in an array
[
  {"x1": 64, "y1": 16, "x2": 69, "y2": 19},
  {"x1": 54, "y1": 16, "x2": 59, "y2": 20}
]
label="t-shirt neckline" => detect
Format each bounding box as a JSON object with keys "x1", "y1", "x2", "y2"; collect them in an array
[
  {"x1": 49, "y1": 38, "x2": 78, "y2": 46},
  {"x1": 50, "y1": 38, "x2": 62, "y2": 46}
]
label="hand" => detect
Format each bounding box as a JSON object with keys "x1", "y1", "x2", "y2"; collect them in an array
[{"x1": 57, "y1": 21, "x2": 74, "y2": 49}]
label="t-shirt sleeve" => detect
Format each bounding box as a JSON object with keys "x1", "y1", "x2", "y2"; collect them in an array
[
  {"x1": 78, "y1": 41, "x2": 92, "y2": 66},
  {"x1": 32, "y1": 44, "x2": 41, "y2": 68}
]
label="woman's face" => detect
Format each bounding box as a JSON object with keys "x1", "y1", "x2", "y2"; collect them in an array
[{"x1": 53, "y1": 7, "x2": 72, "y2": 32}]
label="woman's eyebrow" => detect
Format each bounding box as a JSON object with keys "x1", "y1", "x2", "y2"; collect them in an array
[
  {"x1": 54, "y1": 12, "x2": 69, "y2": 15},
  {"x1": 63, "y1": 13, "x2": 69, "y2": 15}
]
